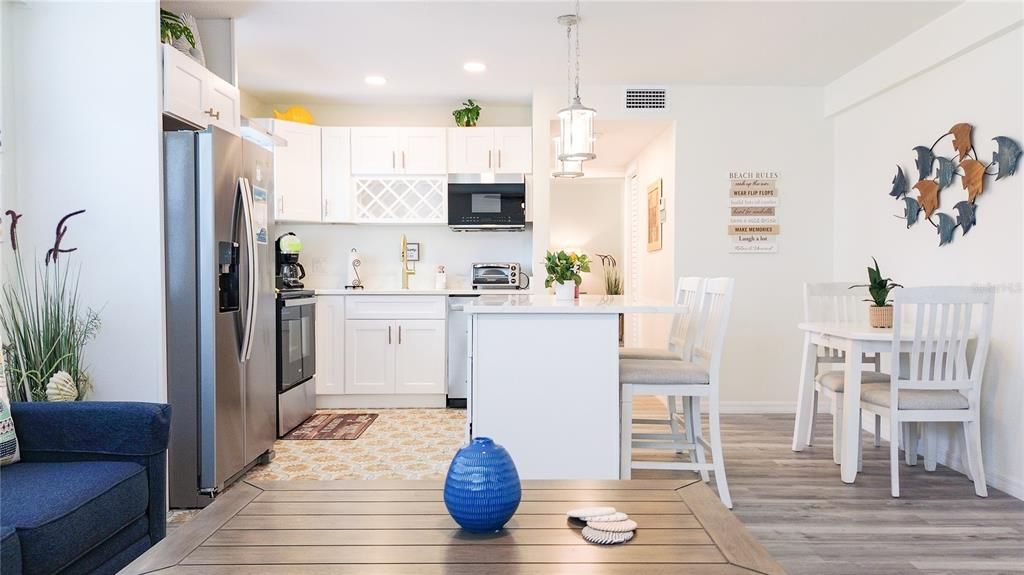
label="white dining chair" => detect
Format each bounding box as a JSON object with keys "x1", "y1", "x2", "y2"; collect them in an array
[
  {"x1": 619, "y1": 277, "x2": 705, "y2": 463},
  {"x1": 801, "y1": 282, "x2": 888, "y2": 465},
  {"x1": 620, "y1": 277, "x2": 735, "y2": 508},
  {"x1": 859, "y1": 286, "x2": 993, "y2": 498}
]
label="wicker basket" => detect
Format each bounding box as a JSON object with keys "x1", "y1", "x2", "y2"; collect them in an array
[{"x1": 869, "y1": 305, "x2": 893, "y2": 328}]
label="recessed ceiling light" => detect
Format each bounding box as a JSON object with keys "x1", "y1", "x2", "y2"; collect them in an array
[
  {"x1": 463, "y1": 62, "x2": 487, "y2": 73},
  {"x1": 364, "y1": 75, "x2": 387, "y2": 86}
]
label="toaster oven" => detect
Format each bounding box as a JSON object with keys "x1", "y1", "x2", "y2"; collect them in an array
[{"x1": 471, "y1": 263, "x2": 529, "y2": 289}]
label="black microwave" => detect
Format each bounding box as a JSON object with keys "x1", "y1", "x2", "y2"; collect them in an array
[{"x1": 448, "y1": 183, "x2": 526, "y2": 231}]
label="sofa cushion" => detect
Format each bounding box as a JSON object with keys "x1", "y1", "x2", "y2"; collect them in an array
[
  {"x1": 1, "y1": 525, "x2": 21, "y2": 575},
  {"x1": 620, "y1": 359, "x2": 709, "y2": 385},
  {"x1": 618, "y1": 347, "x2": 682, "y2": 361},
  {"x1": 815, "y1": 370, "x2": 891, "y2": 392},
  {"x1": 0, "y1": 398, "x2": 20, "y2": 466},
  {"x1": 0, "y1": 461, "x2": 148, "y2": 575},
  {"x1": 861, "y1": 383, "x2": 970, "y2": 411}
]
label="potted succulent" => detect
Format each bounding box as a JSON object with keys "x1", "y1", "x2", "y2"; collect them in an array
[
  {"x1": 850, "y1": 257, "x2": 902, "y2": 328},
  {"x1": 452, "y1": 99, "x2": 482, "y2": 127},
  {"x1": 544, "y1": 250, "x2": 590, "y2": 301}
]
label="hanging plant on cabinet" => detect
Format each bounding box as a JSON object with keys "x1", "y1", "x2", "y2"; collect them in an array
[{"x1": 0, "y1": 210, "x2": 101, "y2": 401}]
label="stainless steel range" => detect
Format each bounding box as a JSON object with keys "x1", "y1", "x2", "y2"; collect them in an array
[{"x1": 276, "y1": 289, "x2": 316, "y2": 436}]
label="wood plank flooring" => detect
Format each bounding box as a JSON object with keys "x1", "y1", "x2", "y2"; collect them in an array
[
  {"x1": 170, "y1": 398, "x2": 1024, "y2": 574},
  {"x1": 631, "y1": 397, "x2": 1024, "y2": 575}
]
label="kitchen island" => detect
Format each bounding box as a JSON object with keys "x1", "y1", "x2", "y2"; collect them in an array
[{"x1": 464, "y1": 294, "x2": 686, "y2": 480}]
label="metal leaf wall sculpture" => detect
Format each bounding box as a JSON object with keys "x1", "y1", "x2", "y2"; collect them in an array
[{"x1": 889, "y1": 122, "x2": 1020, "y2": 246}]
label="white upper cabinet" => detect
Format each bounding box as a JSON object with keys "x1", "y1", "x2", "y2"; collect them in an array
[
  {"x1": 162, "y1": 45, "x2": 240, "y2": 136},
  {"x1": 447, "y1": 127, "x2": 532, "y2": 174},
  {"x1": 351, "y1": 128, "x2": 400, "y2": 175},
  {"x1": 321, "y1": 127, "x2": 352, "y2": 223},
  {"x1": 351, "y1": 128, "x2": 446, "y2": 175},
  {"x1": 448, "y1": 128, "x2": 495, "y2": 173},
  {"x1": 269, "y1": 119, "x2": 323, "y2": 222},
  {"x1": 494, "y1": 127, "x2": 533, "y2": 174},
  {"x1": 400, "y1": 128, "x2": 447, "y2": 174}
]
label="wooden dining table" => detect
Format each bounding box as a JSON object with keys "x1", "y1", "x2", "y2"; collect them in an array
[{"x1": 791, "y1": 322, "x2": 907, "y2": 484}]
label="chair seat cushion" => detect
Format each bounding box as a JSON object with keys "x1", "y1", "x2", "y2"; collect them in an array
[
  {"x1": 816, "y1": 370, "x2": 891, "y2": 392},
  {"x1": 0, "y1": 461, "x2": 148, "y2": 575},
  {"x1": 618, "y1": 347, "x2": 681, "y2": 360},
  {"x1": 620, "y1": 359, "x2": 709, "y2": 385},
  {"x1": 861, "y1": 383, "x2": 970, "y2": 410}
]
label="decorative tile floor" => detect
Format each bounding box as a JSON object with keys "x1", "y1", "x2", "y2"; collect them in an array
[{"x1": 245, "y1": 407, "x2": 467, "y2": 481}]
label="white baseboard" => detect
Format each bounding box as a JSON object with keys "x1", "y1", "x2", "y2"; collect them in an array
[{"x1": 932, "y1": 443, "x2": 1024, "y2": 501}]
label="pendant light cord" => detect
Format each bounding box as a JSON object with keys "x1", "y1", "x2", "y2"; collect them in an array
[
  {"x1": 566, "y1": 19, "x2": 573, "y2": 105},
  {"x1": 574, "y1": 0, "x2": 581, "y2": 101}
]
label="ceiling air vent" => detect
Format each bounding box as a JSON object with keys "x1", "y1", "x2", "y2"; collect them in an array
[{"x1": 624, "y1": 87, "x2": 669, "y2": 111}]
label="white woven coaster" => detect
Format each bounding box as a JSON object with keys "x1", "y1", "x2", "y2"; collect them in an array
[
  {"x1": 582, "y1": 526, "x2": 634, "y2": 545},
  {"x1": 566, "y1": 507, "x2": 616, "y2": 520},
  {"x1": 584, "y1": 512, "x2": 628, "y2": 523},
  {"x1": 587, "y1": 519, "x2": 637, "y2": 533}
]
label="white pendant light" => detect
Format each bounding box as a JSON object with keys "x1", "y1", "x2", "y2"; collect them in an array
[
  {"x1": 557, "y1": 1, "x2": 596, "y2": 162},
  {"x1": 552, "y1": 137, "x2": 584, "y2": 179}
]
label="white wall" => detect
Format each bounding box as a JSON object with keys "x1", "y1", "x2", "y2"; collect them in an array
[
  {"x1": 830, "y1": 19, "x2": 1023, "y2": 497},
  {"x1": 626, "y1": 127, "x2": 677, "y2": 346},
  {"x1": 283, "y1": 223, "x2": 533, "y2": 290},
  {"x1": 3, "y1": 1, "x2": 166, "y2": 402},
  {"x1": 550, "y1": 177, "x2": 624, "y2": 295}
]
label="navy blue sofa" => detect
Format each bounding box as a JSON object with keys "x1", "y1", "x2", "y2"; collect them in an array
[{"x1": 0, "y1": 402, "x2": 171, "y2": 575}]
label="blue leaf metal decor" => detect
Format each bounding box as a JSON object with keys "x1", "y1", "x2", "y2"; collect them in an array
[
  {"x1": 953, "y1": 201, "x2": 976, "y2": 236},
  {"x1": 888, "y1": 123, "x2": 1019, "y2": 246},
  {"x1": 903, "y1": 197, "x2": 922, "y2": 228},
  {"x1": 889, "y1": 166, "x2": 908, "y2": 198},
  {"x1": 935, "y1": 157, "x2": 956, "y2": 189},
  {"x1": 936, "y1": 213, "x2": 957, "y2": 246},
  {"x1": 992, "y1": 136, "x2": 1022, "y2": 180},
  {"x1": 912, "y1": 146, "x2": 935, "y2": 181}
]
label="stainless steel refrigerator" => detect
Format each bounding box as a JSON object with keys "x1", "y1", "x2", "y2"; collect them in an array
[{"x1": 164, "y1": 127, "x2": 277, "y2": 508}]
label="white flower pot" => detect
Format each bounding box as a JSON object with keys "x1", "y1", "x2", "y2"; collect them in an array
[{"x1": 554, "y1": 281, "x2": 576, "y2": 301}]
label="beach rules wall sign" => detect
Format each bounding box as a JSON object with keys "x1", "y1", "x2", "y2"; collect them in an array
[{"x1": 729, "y1": 171, "x2": 779, "y2": 254}]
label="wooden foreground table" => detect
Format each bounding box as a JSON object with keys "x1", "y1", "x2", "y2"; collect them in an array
[{"x1": 123, "y1": 479, "x2": 786, "y2": 575}]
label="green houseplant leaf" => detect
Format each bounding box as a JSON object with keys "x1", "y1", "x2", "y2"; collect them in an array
[
  {"x1": 452, "y1": 99, "x2": 481, "y2": 127},
  {"x1": 850, "y1": 257, "x2": 902, "y2": 307},
  {"x1": 160, "y1": 9, "x2": 196, "y2": 49}
]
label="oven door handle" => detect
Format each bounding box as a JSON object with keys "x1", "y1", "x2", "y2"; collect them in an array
[{"x1": 282, "y1": 297, "x2": 317, "y2": 307}]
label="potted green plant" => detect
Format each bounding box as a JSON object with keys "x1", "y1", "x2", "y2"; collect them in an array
[
  {"x1": 160, "y1": 9, "x2": 196, "y2": 49},
  {"x1": 452, "y1": 99, "x2": 481, "y2": 127},
  {"x1": 850, "y1": 257, "x2": 902, "y2": 328},
  {"x1": 596, "y1": 253, "x2": 622, "y2": 295},
  {"x1": 544, "y1": 250, "x2": 591, "y2": 301}
]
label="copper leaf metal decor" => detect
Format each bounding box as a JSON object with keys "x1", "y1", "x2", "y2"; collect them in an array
[{"x1": 889, "y1": 122, "x2": 1020, "y2": 246}]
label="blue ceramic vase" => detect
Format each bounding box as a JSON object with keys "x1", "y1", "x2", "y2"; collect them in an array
[{"x1": 443, "y1": 437, "x2": 521, "y2": 533}]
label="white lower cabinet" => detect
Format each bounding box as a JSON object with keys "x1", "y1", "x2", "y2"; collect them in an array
[
  {"x1": 319, "y1": 295, "x2": 447, "y2": 404},
  {"x1": 315, "y1": 296, "x2": 345, "y2": 395},
  {"x1": 394, "y1": 320, "x2": 446, "y2": 394},
  {"x1": 345, "y1": 320, "x2": 396, "y2": 394}
]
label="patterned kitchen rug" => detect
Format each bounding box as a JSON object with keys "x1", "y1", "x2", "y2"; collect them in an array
[{"x1": 282, "y1": 412, "x2": 378, "y2": 440}]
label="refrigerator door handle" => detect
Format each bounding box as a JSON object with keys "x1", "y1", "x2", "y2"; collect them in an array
[{"x1": 239, "y1": 177, "x2": 258, "y2": 362}]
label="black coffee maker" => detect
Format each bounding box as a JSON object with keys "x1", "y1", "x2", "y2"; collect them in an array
[{"x1": 275, "y1": 232, "x2": 306, "y2": 289}]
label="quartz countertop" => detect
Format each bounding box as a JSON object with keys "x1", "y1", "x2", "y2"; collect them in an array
[
  {"x1": 464, "y1": 294, "x2": 686, "y2": 314},
  {"x1": 315, "y1": 288, "x2": 529, "y2": 296}
]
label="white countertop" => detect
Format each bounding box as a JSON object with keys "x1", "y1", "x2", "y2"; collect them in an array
[
  {"x1": 315, "y1": 288, "x2": 528, "y2": 296},
  {"x1": 464, "y1": 294, "x2": 686, "y2": 314}
]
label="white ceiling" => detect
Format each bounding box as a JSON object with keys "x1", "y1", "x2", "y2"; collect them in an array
[{"x1": 168, "y1": 1, "x2": 960, "y2": 105}]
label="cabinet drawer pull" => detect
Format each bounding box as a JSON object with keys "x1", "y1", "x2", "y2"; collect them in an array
[
  {"x1": 401, "y1": 151, "x2": 406, "y2": 169},
  {"x1": 388, "y1": 325, "x2": 392, "y2": 344},
  {"x1": 392, "y1": 151, "x2": 396, "y2": 170},
  {"x1": 398, "y1": 325, "x2": 402, "y2": 344},
  {"x1": 488, "y1": 150, "x2": 492, "y2": 169},
  {"x1": 498, "y1": 149, "x2": 502, "y2": 169},
  {"x1": 204, "y1": 107, "x2": 220, "y2": 120}
]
